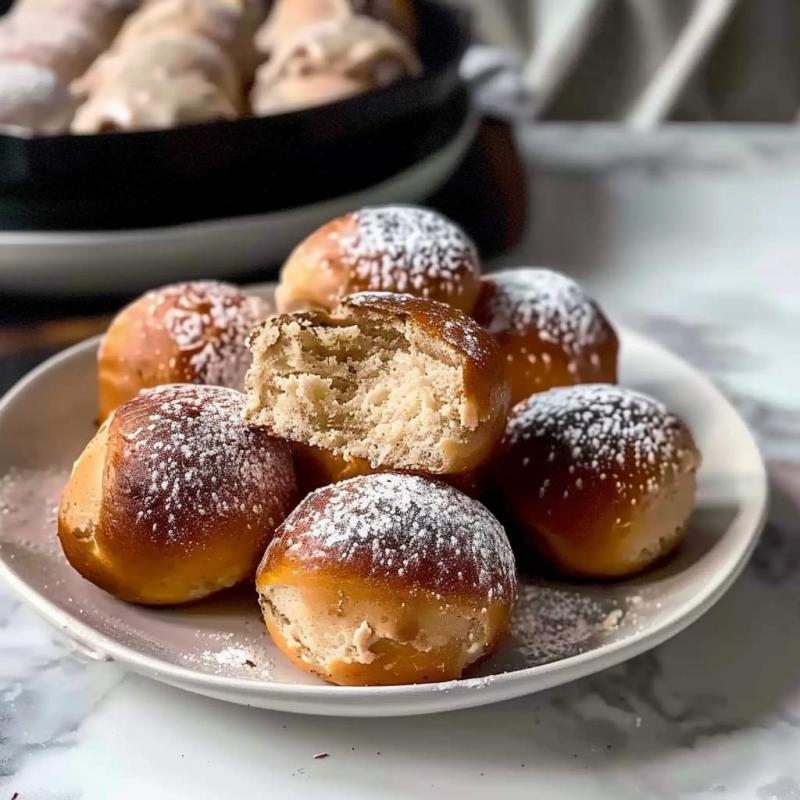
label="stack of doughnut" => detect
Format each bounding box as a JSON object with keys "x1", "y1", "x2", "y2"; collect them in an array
[
  {"x1": 0, "y1": 0, "x2": 137, "y2": 132},
  {"x1": 59, "y1": 205, "x2": 700, "y2": 686},
  {"x1": 0, "y1": 0, "x2": 420, "y2": 132}
]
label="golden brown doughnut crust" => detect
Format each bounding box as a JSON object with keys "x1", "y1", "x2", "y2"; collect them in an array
[
  {"x1": 97, "y1": 281, "x2": 261, "y2": 422},
  {"x1": 59, "y1": 384, "x2": 298, "y2": 605},
  {"x1": 275, "y1": 207, "x2": 482, "y2": 315},
  {"x1": 473, "y1": 269, "x2": 619, "y2": 406},
  {"x1": 263, "y1": 579, "x2": 507, "y2": 686},
  {"x1": 490, "y1": 384, "x2": 700, "y2": 579},
  {"x1": 257, "y1": 474, "x2": 516, "y2": 685}
]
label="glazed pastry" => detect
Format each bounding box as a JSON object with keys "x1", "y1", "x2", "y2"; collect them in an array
[
  {"x1": 58, "y1": 384, "x2": 298, "y2": 605},
  {"x1": 245, "y1": 292, "x2": 510, "y2": 477},
  {"x1": 276, "y1": 206, "x2": 481, "y2": 314},
  {"x1": 490, "y1": 384, "x2": 700, "y2": 579},
  {"x1": 254, "y1": 0, "x2": 350, "y2": 59},
  {"x1": 473, "y1": 268, "x2": 619, "y2": 405},
  {"x1": 72, "y1": 69, "x2": 237, "y2": 132},
  {"x1": 257, "y1": 473, "x2": 517, "y2": 685},
  {"x1": 251, "y1": 14, "x2": 420, "y2": 115},
  {"x1": 72, "y1": 0, "x2": 261, "y2": 131},
  {"x1": 73, "y1": 34, "x2": 241, "y2": 107},
  {"x1": 255, "y1": 0, "x2": 415, "y2": 60},
  {"x1": 97, "y1": 281, "x2": 261, "y2": 421},
  {"x1": 113, "y1": 0, "x2": 264, "y2": 74}
]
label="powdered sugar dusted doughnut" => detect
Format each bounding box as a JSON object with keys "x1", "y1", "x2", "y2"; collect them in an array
[
  {"x1": 255, "y1": 0, "x2": 416, "y2": 60},
  {"x1": 113, "y1": 0, "x2": 263, "y2": 74},
  {"x1": 71, "y1": 68, "x2": 238, "y2": 133},
  {"x1": 276, "y1": 206, "x2": 482, "y2": 314},
  {"x1": 250, "y1": 69, "x2": 366, "y2": 114},
  {"x1": 254, "y1": 0, "x2": 350, "y2": 58},
  {"x1": 257, "y1": 473, "x2": 516, "y2": 685},
  {"x1": 0, "y1": 62, "x2": 74, "y2": 133},
  {"x1": 74, "y1": 34, "x2": 241, "y2": 107},
  {"x1": 474, "y1": 268, "x2": 619, "y2": 405},
  {"x1": 58, "y1": 384, "x2": 298, "y2": 605},
  {"x1": 491, "y1": 384, "x2": 700, "y2": 579},
  {"x1": 98, "y1": 281, "x2": 262, "y2": 421},
  {"x1": 71, "y1": 0, "x2": 263, "y2": 133}
]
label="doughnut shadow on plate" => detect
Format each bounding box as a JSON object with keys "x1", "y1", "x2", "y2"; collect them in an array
[
  {"x1": 169, "y1": 584, "x2": 261, "y2": 617},
  {"x1": 490, "y1": 502, "x2": 738, "y2": 586}
]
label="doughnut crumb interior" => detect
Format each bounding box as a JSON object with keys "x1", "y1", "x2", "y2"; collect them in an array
[{"x1": 245, "y1": 292, "x2": 510, "y2": 474}]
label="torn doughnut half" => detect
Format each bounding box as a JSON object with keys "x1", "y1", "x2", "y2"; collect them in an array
[{"x1": 244, "y1": 292, "x2": 511, "y2": 476}]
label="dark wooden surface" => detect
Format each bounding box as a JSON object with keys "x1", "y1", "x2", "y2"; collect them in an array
[{"x1": 0, "y1": 118, "x2": 527, "y2": 395}]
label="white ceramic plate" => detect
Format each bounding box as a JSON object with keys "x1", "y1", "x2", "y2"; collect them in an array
[
  {"x1": 0, "y1": 311, "x2": 767, "y2": 716},
  {"x1": 0, "y1": 113, "x2": 477, "y2": 295}
]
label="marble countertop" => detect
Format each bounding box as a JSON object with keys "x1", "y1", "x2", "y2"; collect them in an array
[{"x1": 2, "y1": 127, "x2": 800, "y2": 800}]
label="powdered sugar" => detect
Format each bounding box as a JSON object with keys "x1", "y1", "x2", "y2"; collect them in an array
[
  {"x1": 148, "y1": 281, "x2": 261, "y2": 390},
  {"x1": 275, "y1": 474, "x2": 516, "y2": 600},
  {"x1": 505, "y1": 582, "x2": 625, "y2": 666},
  {"x1": 480, "y1": 268, "x2": 610, "y2": 356},
  {"x1": 336, "y1": 207, "x2": 479, "y2": 299},
  {"x1": 117, "y1": 384, "x2": 295, "y2": 543},
  {"x1": 506, "y1": 384, "x2": 695, "y2": 496}
]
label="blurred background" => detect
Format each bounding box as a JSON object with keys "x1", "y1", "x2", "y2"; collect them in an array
[{"x1": 464, "y1": 0, "x2": 800, "y2": 124}]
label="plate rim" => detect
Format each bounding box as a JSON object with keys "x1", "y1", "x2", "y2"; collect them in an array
[{"x1": 0, "y1": 326, "x2": 768, "y2": 714}]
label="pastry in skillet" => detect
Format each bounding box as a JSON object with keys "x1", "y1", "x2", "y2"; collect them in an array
[
  {"x1": 255, "y1": 0, "x2": 416, "y2": 60},
  {"x1": 72, "y1": 68, "x2": 238, "y2": 132},
  {"x1": 113, "y1": 0, "x2": 264, "y2": 74},
  {"x1": 490, "y1": 384, "x2": 700, "y2": 579},
  {"x1": 245, "y1": 292, "x2": 510, "y2": 479},
  {"x1": 251, "y1": 15, "x2": 420, "y2": 115}
]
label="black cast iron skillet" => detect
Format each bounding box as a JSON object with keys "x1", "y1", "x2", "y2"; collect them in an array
[{"x1": 0, "y1": 0, "x2": 471, "y2": 231}]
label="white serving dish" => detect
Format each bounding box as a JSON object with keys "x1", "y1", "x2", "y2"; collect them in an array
[{"x1": 0, "y1": 302, "x2": 767, "y2": 716}]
